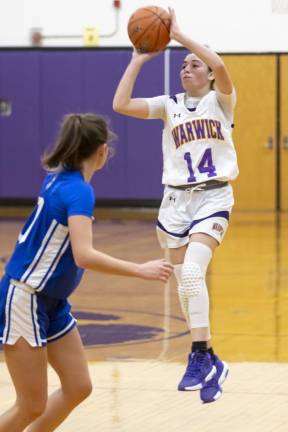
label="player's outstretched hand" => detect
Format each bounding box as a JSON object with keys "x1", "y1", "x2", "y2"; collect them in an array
[
  {"x1": 131, "y1": 48, "x2": 161, "y2": 64},
  {"x1": 168, "y1": 7, "x2": 181, "y2": 41},
  {"x1": 138, "y1": 259, "x2": 174, "y2": 282}
]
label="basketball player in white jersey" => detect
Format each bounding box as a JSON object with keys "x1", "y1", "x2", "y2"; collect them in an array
[
  {"x1": 113, "y1": 7, "x2": 239, "y2": 403},
  {"x1": 0, "y1": 113, "x2": 173, "y2": 432}
]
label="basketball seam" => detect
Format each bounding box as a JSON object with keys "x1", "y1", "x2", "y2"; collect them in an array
[
  {"x1": 128, "y1": 15, "x2": 156, "y2": 25},
  {"x1": 131, "y1": 14, "x2": 161, "y2": 49},
  {"x1": 152, "y1": 19, "x2": 162, "y2": 52},
  {"x1": 141, "y1": 7, "x2": 170, "y2": 34}
]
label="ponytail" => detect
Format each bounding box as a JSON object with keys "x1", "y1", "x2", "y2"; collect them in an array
[{"x1": 42, "y1": 113, "x2": 115, "y2": 171}]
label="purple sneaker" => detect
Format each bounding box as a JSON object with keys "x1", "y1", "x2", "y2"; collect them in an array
[
  {"x1": 200, "y1": 355, "x2": 229, "y2": 403},
  {"x1": 178, "y1": 352, "x2": 216, "y2": 391}
]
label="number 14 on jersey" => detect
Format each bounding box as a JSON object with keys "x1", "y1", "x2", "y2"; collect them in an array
[{"x1": 184, "y1": 148, "x2": 217, "y2": 182}]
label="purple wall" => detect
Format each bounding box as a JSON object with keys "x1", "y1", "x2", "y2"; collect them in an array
[
  {"x1": 40, "y1": 51, "x2": 85, "y2": 155},
  {"x1": 0, "y1": 48, "x2": 187, "y2": 201},
  {"x1": 84, "y1": 51, "x2": 128, "y2": 199},
  {"x1": 0, "y1": 52, "x2": 41, "y2": 197}
]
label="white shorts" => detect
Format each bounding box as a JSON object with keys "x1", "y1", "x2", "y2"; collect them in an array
[
  {"x1": 0, "y1": 275, "x2": 76, "y2": 347},
  {"x1": 156, "y1": 183, "x2": 234, "y2": 249}
]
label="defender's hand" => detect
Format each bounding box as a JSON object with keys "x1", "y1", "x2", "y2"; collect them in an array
[{"x1": 137, "y1": 259, "x2": 174, "y2": 282}]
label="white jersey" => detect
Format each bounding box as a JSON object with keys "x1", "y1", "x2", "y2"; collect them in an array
[{"x1": 146, "y1": 89, "x2": 239, "y2": 186}]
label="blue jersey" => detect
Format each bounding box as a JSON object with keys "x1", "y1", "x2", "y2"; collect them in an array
[{"x1": 6, "y1": 170, "x2": 95, "y2": 299}]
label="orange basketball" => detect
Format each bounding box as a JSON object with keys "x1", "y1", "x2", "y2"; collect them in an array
[{"x1": 127, "y1": 6, "x2": 171, "y2": 53}]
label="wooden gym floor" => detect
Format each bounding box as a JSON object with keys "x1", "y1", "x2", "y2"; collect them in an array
[{"x1": 0, "y1": 212, "x2": 288, "y2": 431}]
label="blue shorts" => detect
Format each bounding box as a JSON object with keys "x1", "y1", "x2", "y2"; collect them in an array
[{"x1": 0, "y1": 274, "x2": 76, "y2": 347}]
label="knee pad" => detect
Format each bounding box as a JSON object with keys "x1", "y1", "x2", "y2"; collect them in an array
[
  {"x1": 179, "y1": 262, "x2": 204, "y2": 298},
  {"x1": 176, "y1": 263, "x2": 209, "y2": 329}
]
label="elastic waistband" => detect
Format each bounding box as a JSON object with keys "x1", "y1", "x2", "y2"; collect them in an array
[{"x1": 168, "y1": 180, "x2": 229, "y2": 191}]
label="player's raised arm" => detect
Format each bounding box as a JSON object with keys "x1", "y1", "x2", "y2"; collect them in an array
[
  {"x1": 168, "y1": 7, "x2": 233, "y2": 95},
  {"x1": 68, "y1": 215, "x2": 173, "y2": 282},
  {"x1": 113, "y1": 50, "x2": 159, "y2": 119}
]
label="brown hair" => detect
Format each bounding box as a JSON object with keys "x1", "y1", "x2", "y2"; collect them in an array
[{"x1": 42, "y1": 113, "x2": 115, "y2": 171}]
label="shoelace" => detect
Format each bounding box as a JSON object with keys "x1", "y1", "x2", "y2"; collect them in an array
[{"x1": 184, "y1": 352, "x2": 207, "y2": 378}]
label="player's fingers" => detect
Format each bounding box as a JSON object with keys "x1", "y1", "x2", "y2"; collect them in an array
[
  {"x1": 162, "y1": 268, "x2": 173, "y2": 279},
  {"x1": 160, "y1": 273, "x2": 170, "y2": 282},
  {"x1": 160, "y1": 268, "x2": 172, "y2": 280},
  {"x1": 168, "y1": 7, "x2": 176, "y2": 20},
  {"x1": 161, "y1": 259, "x2": 174, "y2": 270},
  {"x1": 150, "y1": 51, "x2": 161, "y2": 58}
]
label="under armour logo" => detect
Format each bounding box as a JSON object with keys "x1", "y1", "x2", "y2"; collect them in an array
[
  {"x1": 173, "y1": 113, "x2": 181, "y2": 118},
  {"x1": 169, "y1": 194, "x2": 176, "y2": 203}
]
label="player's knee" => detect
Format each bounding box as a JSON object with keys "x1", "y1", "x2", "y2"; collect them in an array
[
  {"x1": 74, "y1": 380, "x2": 93, "y2": 403},
  {"x1": 18, "y1": 397, "x2": 47, "y2": 422},
  {"x1": 77, "y1": 379, "x2": 93, "y2": 401},
  {"x1": 28, "y1": 404, "x2": 46, "y2": 421},
  {"x1": 65, "y1": 378, "x2": 93, "y2": 406},
  {"x1": 180, "y1": 262, "x2": 204, "y2": 297}
]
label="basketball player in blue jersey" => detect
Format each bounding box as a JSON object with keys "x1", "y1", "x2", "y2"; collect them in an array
[
  {"x1": 113, "y1": 8, "x2": 239, "y2": 403},
  {"x1": 0, "y1": 113, "x2": 173, "y2": 432}
]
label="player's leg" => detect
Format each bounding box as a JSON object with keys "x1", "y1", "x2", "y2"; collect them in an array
[
  {"x1": 26, "y1": 327, "x2": 92, "y2": 432},
  {"x1": 170, "y1": 234, "x2": 217, "y2": 391},
  {"x1": 156, "y1": 188, "x2": 216, "y2": 391},
  {"x1": 163, "y1": 223, "x2": 229, "y2": 397},
  {"x1": 173, "y1": 233, "x2": 215, "y2": 337},
  {"x1": 157, "y1": 186, "x2": 230, "y2": 399},
  {"x1": 0, "y1": 338, "x2": 48, "y2": 432},
  {"x1": 187, "y1": 222, "x2": 230, "y2": 401},
  {"x1": 180, "y1": 187, "x2": 233, "y2": 400},
  {"x1": 0, "y1": 276, "x2": 48, "y2": 431}
]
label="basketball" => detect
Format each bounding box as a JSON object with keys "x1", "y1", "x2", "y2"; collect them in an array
[{"x1": 127, "y1": 6, "x2": 171, "y2": 53}]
